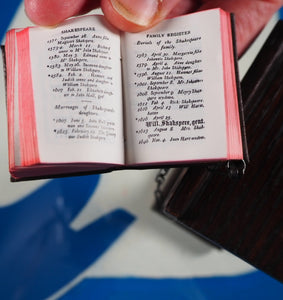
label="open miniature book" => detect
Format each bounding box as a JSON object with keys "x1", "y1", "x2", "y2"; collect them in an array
[{"x1": 4, "y1": 8, "x2": 246, "y2": 180}]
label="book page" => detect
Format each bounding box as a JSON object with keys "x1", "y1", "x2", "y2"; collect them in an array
[
  {"x1": 122, "y1": 9, "x2": 228, "y2": 164},
  {"x1": 27, "y1": 15, "x2": 124, "y2": 164}
]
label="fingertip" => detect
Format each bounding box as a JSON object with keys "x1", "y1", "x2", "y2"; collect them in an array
[
  {"x1": 24, "y1": 0, "x2": 100, "y2": 26},
  {"x1": 101, "y1": 0, "x2": 156, "y2": 32},
  {"x1": 101, "y1": 0, "x2": 196, "y2": 33},
  {"x1": 24, "y1": 0, "x2": 67, "y2": 26}
]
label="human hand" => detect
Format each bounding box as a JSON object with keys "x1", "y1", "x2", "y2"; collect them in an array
[{"x1": 25, "y1": 0, "x2": 282, "y2": 56}]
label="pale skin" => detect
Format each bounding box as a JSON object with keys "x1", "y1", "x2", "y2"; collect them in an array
[{"x1": 25, "y1": 0, "x2": 283, "y2": 56}]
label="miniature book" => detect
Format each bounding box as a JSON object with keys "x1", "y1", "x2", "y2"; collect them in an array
[{"x1": 4, "y1": 8, "x2": 246, "y2": 180}]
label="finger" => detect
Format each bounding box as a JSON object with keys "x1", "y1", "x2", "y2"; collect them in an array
[
  {"x1": 101, "y1": 0, "x2": 198, "y2": 32},
  {"x1": 24, "y1": 0, "x2": 100, "y2": 26},
  {"x1": 198, "y1": 0, "x2": 283, "y2": 56}
]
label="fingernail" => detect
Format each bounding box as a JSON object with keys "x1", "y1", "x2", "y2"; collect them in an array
[{"x1": 110, "y1": 0, "x2": 161, "y2": 26}]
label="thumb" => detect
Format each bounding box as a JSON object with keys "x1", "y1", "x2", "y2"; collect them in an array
[{"x1": 101, "y1": 0, "x2": 197, "y2": 32}]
